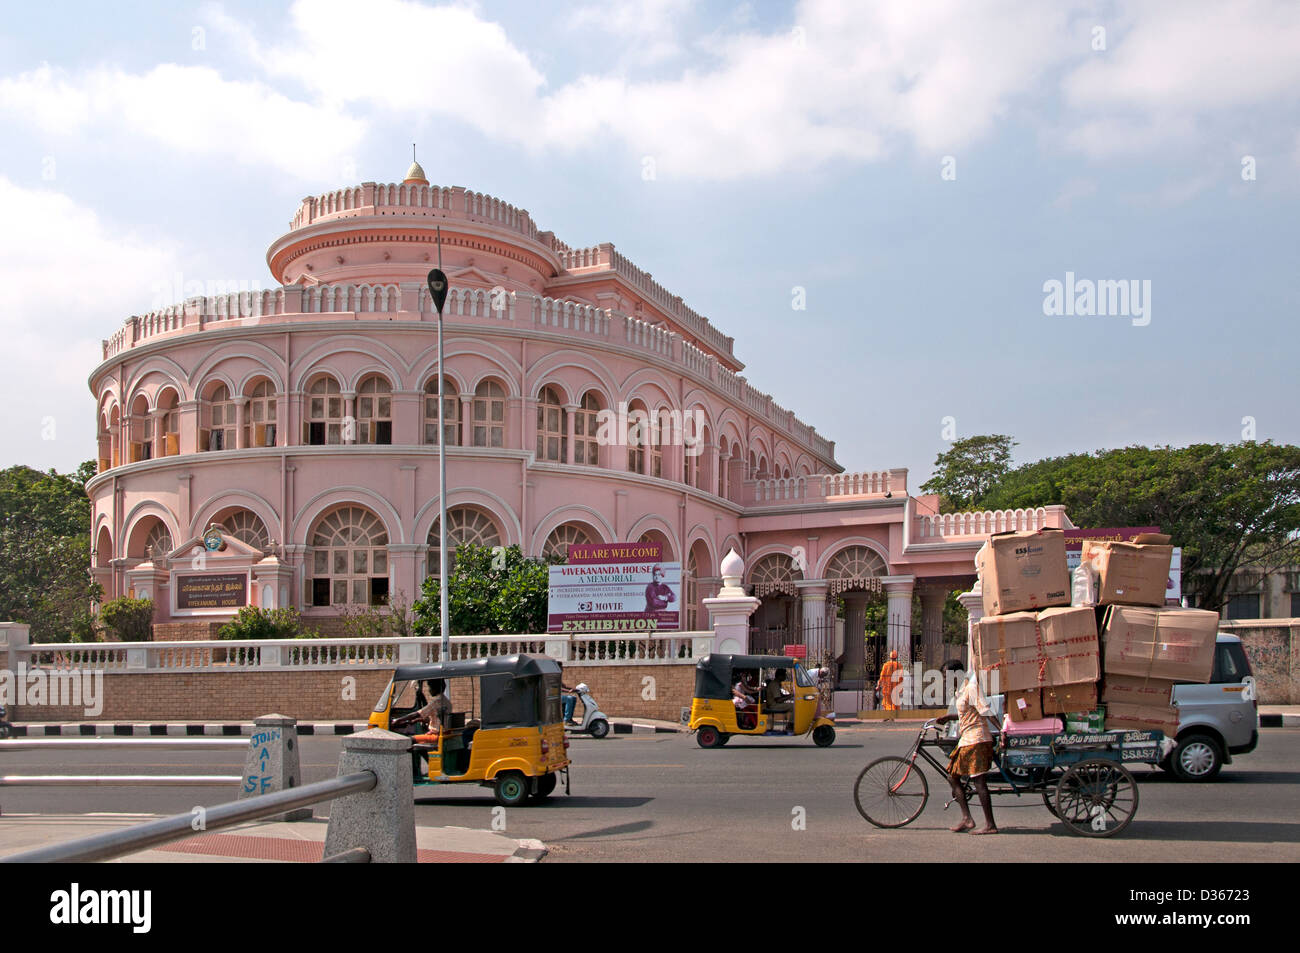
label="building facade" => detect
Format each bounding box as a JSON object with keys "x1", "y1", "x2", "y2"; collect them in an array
[{"x1": 86, "y1": 160, "x2": 1067, "y2": 681}]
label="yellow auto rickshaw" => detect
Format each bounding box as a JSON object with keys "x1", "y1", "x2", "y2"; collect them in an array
[
  {"x1": 369, "y1": 654, "x2": 570, "y2": 806},
  {"x1": 688, "y1": 654, "x2": 836, "y2": 748}
]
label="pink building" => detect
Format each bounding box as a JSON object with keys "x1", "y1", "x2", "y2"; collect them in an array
[{"x1": 87, "y1": 160, "x2": 1069, "y2": 684}]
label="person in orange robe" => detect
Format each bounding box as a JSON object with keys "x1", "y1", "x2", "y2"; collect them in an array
[{"x1": 877, "y1": 650, "x2": 903, "y2": 712}]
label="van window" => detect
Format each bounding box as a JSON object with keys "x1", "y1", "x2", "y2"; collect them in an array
[{"x1": 1212, "y1": 643, "x2": 1251, "y2": 683}]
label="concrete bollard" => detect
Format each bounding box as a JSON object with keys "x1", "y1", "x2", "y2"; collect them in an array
[
  {"x1": 323, "y1": 729, "x2": 416, "y2": 863},
  {"x1": 237, "y1": 714, "x2": 311, "y2": 821}
]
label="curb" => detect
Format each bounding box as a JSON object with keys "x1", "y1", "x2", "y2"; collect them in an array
[
  {"x1": 611, "y1": 721, "x2": 685, "y2": 735},
  {"x1": 506, "y1": 838, "x2": 548, "y2": 863},
  {"x1": 1260, "y1": 714, "x2": 1299, "y2": 728},
  {"x1": 4, "y1": 722, "x2": 369, "y2": 737}
]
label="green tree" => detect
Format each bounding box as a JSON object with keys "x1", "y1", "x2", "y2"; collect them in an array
[
  {"x1": 98, "y1": 597, "x2": 155, "y2": 641},
  {"x1": 218, "y1": 606, "x2": 320, "y2": 640},
  {"x1": 413, "y1": 543, "x2": 561, "y2": 636},
  {"x1": 979, "y1": 442, "x2": 1300, "y2": 611},
  {"x1": 0, "y1": 462, "x2": 101, "y2": 642},
  {"x1": 921, "y1": 434, "x2": 1017, "y2": 511}
]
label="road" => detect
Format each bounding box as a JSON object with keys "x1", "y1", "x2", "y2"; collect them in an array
[{"x1": 2, "y1": 726, "x2": 1297, "y2": 862}]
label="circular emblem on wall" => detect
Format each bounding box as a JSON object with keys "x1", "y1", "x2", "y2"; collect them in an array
[{"x1": 203, "y1": 526, "x2": 224, "y2": 552}]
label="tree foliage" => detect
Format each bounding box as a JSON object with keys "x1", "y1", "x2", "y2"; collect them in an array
[
  {"x1": 413, "y1": 543, "x2": 560, "y2": 636},
  {"x1": 978, "y1": 442, "x2": 1300, "y2": 611},
  {"x1": 218, "y1": 606, "x2": 320, "y2": 640},
  {"x1": 98, "y1": 597, "x2": 155, "y2": 641},
  {"x1": 920, "y1": 435, "x2": 1017, "y2": 511},
  {"x1": 0, "y1": 462, "x2": 101, "y2": 642}
]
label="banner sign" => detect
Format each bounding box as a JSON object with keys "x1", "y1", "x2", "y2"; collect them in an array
[
  {"x1": 175, "y1": 572, "x2": 248, "y2": 611},
  {"x1": 547, "y1": 542, "x2": 680, "y2": 633}
]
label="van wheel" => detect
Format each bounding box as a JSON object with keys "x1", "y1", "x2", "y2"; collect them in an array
[
  {"x1": 1172, "y1": 734, "x2": 1222, "y2": 781},
  {"x1": 696, "y1": 726, "x2": 724, "y2": 749},
  {"x1": 589, "y1": 719, "x2": 609, "y2": 739},
  {"x1": 494, "y1": 772, "x2": 530, "y2": 806}
]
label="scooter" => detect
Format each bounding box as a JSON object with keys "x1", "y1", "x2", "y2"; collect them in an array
[{"x1": 564, "y1": 684, "x2": 610, "y2": 739}]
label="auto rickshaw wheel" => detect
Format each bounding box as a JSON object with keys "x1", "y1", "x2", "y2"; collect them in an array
[
  {"x1": 532, "y1": 773, "x2": 558, "y2": 801},
  {"x1": 812, "y1": 724, "x2": 836, "y2": 747},
  {"x1": 696, "y1": 725, "x2": 725, "y2": 748},
  {"x1": 494, "y1": 771, "x2": 530, "y2": 807}
]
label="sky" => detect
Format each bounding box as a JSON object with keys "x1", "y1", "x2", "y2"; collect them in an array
[{"x1": 1, "y1": 0, "x2": 1297, "y2": 487}]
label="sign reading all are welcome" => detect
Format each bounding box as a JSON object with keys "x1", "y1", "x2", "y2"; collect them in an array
[
  {"x1": 547, "y1": 542, "x2": 681, "y2": 633},
  {"x1": 175, "y1": 572, "x2": 248, "y2": 611}
]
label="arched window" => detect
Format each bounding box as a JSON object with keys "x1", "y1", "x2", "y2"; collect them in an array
[
  {"x1": 424, "y1": 377, "x2": 459, "y2": 445},
  {"x1": 626, "y1": 400, "x2": 649, "y2": 474},
  {"x1": 356, "y1": 375, "x2": 392, "y2": 445},
  {"x1": 543, "y1": 522, "x2": 593, "y2": 560},
  {"x1": 535, "y1": 386, "x2": 567, "y2": 462},
  {"x1": 428, "y1": 506, "x2": 503, "y2": 575},
  {"x1": 304, "y1": 376, "x2": 343, "y2": 446},
  {"x1": 157, "y1": 390, "x2": 180, "y2": 457},
  {"x1": 245, "y1": 379, "x2": 277, "y2": 448},
  {"x1": 202, "y1": 384, "x2": 237, "y2": 452},
  {"x1": 648, "y1": 408, "x2": 665, "y2": 478},
  {"x1": 308, "y1": 506, "x2": 389, "y2": 606},
  {"x1": 574, "y1": 391, "x2": 602, "y2": 466},
  {"x1": 129, "y1": 396, "x2": 152, "y2": 462},
  {"x1": 144, "y1": 522, "x2": 173, "y2": 560},
  {"x1": 472, "y1": 380, "x2": 506, "y2": 448},
  {"x1": 222, "y1": 510, "x2": 270, "y2": 552}
]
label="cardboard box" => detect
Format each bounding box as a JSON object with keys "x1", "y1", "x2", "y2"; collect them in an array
[
  {"x1": 1043, "y1": 682, "x2": 1098, "y2": 714},
  {"x1": 977, "y1": 529, "x2": 1070, "y2": 616},
  {"x1": 1105, "y1": 701, "x2": 1180, "y2": 735},
  {"x1": 1101, "y1": 674, "x2": 1176, "y2": 708},
  {"x1": 1081, "y1": 534, "x2": 1174, "y2": 607},
  {"x1": 1102, "y1": 605, "x2": 1218, "y2": 683},
  {"x1": 975, "y1": 607, "x2": 1100, "y2": 693},
  {"x1": 1006, "y1": 688, "x2": 1044, "y2": 723},
  {"x1": 1001, "y1": 714, "x2": 1062, "y2": 735}
]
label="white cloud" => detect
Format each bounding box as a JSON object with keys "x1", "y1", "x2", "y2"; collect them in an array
[
  {"x1": 0, "y1": 178, "x2": 184, "y2": 470},
  {"x1": 0, "y1": 63, "x2": 365, "y2": 180},
  {"x1": 567, "y1": 0, "x2": 694, "y2": 65}
]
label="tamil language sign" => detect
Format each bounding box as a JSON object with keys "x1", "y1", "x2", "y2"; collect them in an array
[
  {"x1": 547, "y1": 542, "x2": 681, "y2": 633},
  {"x1": 175, "y1": 572, "x2": 248, "y2": 610}
]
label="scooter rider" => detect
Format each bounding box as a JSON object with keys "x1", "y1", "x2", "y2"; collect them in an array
[{"x1": 562, "y1": 680, "x2": 578, "y2": 724}]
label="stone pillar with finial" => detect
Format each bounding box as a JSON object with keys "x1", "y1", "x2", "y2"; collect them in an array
[{"x1": 701, "y1": 548, "x2": 760, "y2": 655}]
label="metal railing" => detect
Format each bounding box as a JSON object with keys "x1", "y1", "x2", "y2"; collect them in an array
[
  {"x1": 0, "y1": 737, "x2": 248, "y2": 787},
  {"x1": 1, "y1": 771, "x2": 376, "y2": 863}
]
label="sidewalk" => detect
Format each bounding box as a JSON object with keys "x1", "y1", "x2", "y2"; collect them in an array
[{"x1": 0, "y1": 815, "x2": 545, "y2": 863}]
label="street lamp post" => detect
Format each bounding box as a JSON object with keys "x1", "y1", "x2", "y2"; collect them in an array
[{"x1": 427, "y1": 230, "x2": 451, "y2": 658}]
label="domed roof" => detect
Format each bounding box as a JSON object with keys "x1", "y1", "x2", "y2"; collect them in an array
[{"x1": 403, "y1": 159, "x2": 429, "y2": 185}]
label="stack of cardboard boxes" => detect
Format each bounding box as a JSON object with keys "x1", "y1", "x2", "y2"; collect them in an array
[
  {"x1": 1084, "y1": 534, "x2": 1219, "y2": 733},
  {"x1": 972, "y1": 529, "x2": 1099, "y2": 730},
  {"x1": 971, "y1": 529, "x2": 1220, "y2": 736}
]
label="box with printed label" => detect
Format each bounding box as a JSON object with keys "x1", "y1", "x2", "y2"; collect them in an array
[
  {"x1": 975, "y1": 607, "x2": 1099, "y2": 693},
  {"x1": 1101, "y1": 674, "x2": 1176, "y2": 707},
  {"x1": 1006, "y1": 688, "x2": 1044, "y2": 723},
  {"x1": 1104, "y1": 701, "x2": 1179, "y2": 735},
  {"x1": 977, "y1": 529, "x2": 1070, "y2": 616},
  {"x1": 1081, "y1": 534, "x2": 1174, "y2": 607},
  {"x1": 1102, "y1": 605, "x2": 1218, "y2": 683},
  {"x1": 1043, "y1": 682, "x2": 1098, "y2": 714}
]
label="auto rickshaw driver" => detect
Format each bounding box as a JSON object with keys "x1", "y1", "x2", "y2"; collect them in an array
[
  {"x1": 765, "y1": 668, "x2": 795, "y2": 728},
  {"x1": 391, "y1": 679, "x2": 453, "y2": 779}
]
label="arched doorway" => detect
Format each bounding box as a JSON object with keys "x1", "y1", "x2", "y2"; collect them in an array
[
  {"x1": 748, "y1": 553, "x2": 803, "y2": 655},
  {"x1": 824, "y1": 546, "x2": 888, "y2": 690}
]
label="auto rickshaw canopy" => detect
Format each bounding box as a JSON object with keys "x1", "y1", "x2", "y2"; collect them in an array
[
  {"x1": 387, "y1": 654, "x2": 563, "y2": 729},
  {"x1": 694, "y1": 654, "x2": 799, "y2": 701}
]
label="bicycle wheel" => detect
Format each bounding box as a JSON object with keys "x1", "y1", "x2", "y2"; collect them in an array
[{"x1": 854, "y1": 756, "x2": 930, "y2": 829}]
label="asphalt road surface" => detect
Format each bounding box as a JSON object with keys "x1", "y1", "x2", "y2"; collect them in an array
[{"x1": 2, "y1": 726, "x2": 1297, "y2": 862}]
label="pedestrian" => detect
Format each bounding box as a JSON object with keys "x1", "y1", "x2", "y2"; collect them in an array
[
  {"x1": 877, "y1": 650, "x2": 904, "y2": 713},
  {"x1": 942, "y1": 671, "x2": 999, "y2": 834}
]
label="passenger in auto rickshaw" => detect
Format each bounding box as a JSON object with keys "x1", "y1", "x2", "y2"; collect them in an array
[
  {"x1": 733, "y1": 670, "x2": 759, "y2": 730},
  {"x1": 765, "y1": 668, "x2": 795, "y2": 728}
]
